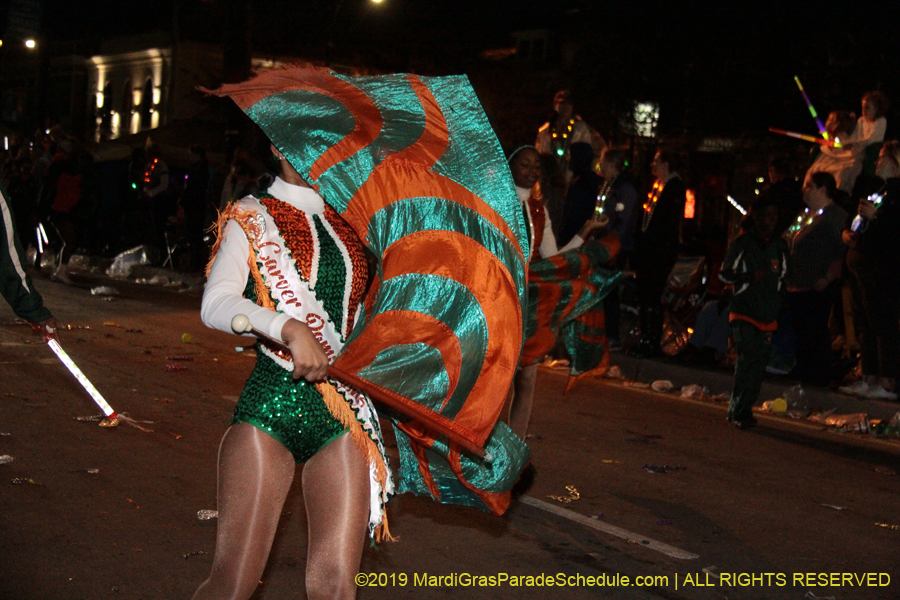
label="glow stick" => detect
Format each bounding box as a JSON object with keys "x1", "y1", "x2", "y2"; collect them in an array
[
  {"x1": 36, "y1": 226, "x2": 43, "y2": 253},
  {"x1": 726, "y1": 196, "x2": 747, "y2": 216},
  {"x1": 768, "y1": 128, "x2": 838, "y2": 147},
  {"x1": 46, "y1": 338, "x2": 117, "y2": 419},
  {"x1": 794, "y1": 76, "x2": 829, "y2": 140}
]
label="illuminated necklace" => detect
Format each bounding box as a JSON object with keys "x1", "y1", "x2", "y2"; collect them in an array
[
  {"x1": 641, "y1": 179, "x2": 665, "y2": 232},
  {"x1": 787, "y1": 206, "x2": 825, "y2": 241},
  {"x1": 143, "y1": 157, "x2": 159, "y2": 186},
  {"x1": 550, "y1": 118, "x2": 576, "y2": 157},
  {"x1": 594, "y1": 175, "x2": 617, "y2": 219}
]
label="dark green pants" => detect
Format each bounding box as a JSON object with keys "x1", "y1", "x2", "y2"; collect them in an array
[{"x1": 728, "y1": 320, "x2": 770, "y2": 422}]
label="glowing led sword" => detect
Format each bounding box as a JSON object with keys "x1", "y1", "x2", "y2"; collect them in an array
[
  {"x1": 768, "y1": 127, "x2": 838, "y2": 147},
  {"x1": 36, "y1": 222, "x2": 49, "y2": 253},
  {"x1": 46, "y1": 338, "x2": 118, "y2": 419},
  {"x1": 794, "y1": 76, "x2": 829, "y2": 140},
  {"x1": 726, "y1": 195, "x2": 747, "y2": 216},
  {"x1": 31, "y1": 323, "x2": 118, "y2": 424}
]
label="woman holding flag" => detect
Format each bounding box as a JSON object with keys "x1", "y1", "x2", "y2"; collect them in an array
[
  {"x1": 506, "y1": 144, "x2": 614, "y2": 437},
  {"x1": 193, "y1": 65, "x2": 532, "y2": 600},
  {"x1": 194, "y1": 137, "x2": 389, "y2": 600}
]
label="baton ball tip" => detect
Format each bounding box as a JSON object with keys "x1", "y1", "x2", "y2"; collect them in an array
[{"x1": 231, "y1": 314, "x2": 251, "y2": 334}]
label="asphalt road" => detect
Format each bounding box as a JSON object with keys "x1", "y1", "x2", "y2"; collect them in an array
[{"x1": 1, "y1": 274, "x2": 898, "y2": 600}]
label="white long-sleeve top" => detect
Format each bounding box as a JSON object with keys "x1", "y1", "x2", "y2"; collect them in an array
[
  {"x1": 808, "y1": 117, "x2": 888, "y2": 193},
  {"x1": 847, "y1": 116, "x2": 886, "y2": 149},
  {"x1": 201, "y1": 177, "x2": 326, "y2": 342},
  {"x1": 516, "y1": 185, "x2": 583, "y2": 259}
]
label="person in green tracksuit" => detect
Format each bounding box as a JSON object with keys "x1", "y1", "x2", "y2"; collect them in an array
[
  {"x1": 1, "y1": 183, "x2": 58, "y2": 341},
  {"x1": 718, "y1": 197, "x2": 788, "y2": 429}
]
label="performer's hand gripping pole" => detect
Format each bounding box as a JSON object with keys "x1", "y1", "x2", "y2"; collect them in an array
[
  {"x1": 230, "y1": 314, "x2": 288, "y2": 350},
  {"x1": 31, "y1": 324, "x2": 119, "y2": 426},
  {"x1": 231, "y1": 314, "x2": 491, "y2": 461}
]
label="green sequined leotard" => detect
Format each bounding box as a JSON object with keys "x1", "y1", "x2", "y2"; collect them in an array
[{"x1": 234, "y1": 351, "x2": 345, "y2": 463}]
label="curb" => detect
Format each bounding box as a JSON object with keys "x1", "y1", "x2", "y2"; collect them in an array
[{"x1": 606, "y1": 351, "x2": 900, "y2": 422}]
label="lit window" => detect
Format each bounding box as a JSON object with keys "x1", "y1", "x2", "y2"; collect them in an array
[{"x1": 633, "y1": 102, "x2": 660, "y2": 138}]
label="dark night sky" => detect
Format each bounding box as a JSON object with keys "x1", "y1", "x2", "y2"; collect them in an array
[{"x1": 23, "y1": 0, "x2": 900, "y2": 141}]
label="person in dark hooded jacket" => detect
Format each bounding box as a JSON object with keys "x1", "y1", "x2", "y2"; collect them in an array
[{"x1": 719, "y1": 197, "x2": 789, "y2": 429}]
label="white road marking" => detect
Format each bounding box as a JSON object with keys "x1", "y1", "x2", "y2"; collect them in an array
[{"x1": 520, "y1": 495, "x2": 700, "y2": 560}]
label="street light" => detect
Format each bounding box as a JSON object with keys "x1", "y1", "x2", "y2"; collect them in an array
[{"x1": 25, "y1": 39, "x2": 36, "y2": 49}]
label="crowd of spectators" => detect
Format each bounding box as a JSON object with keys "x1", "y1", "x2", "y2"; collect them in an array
[
  {"x1": 0, "y1": 127, "x2": 227, "y2": 276},
  {"x1": 524, "y1": 88, "x2": 898, "y2": 405},
  {"x1": 0, "y1": 128, "x2": 98, "y2": 283}
]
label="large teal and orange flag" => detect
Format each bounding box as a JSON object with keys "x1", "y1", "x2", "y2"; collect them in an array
[
  {"x1": 521, "y1": 236, "x2": 622, "y2": 392},
  {"x1": 208, "y1": 66, "x2": 530, "y2": 514}
]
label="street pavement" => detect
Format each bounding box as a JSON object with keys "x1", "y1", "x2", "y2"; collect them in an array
[{"x1": 64, "y1": 252, "x2": 900, "y2": 423}]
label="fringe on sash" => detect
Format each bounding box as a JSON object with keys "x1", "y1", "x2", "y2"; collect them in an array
[
  {"x1": 207, "y1": 204, "x2": 275, "y2": 311},
  {"x1": 316, "y1": 380, "x2": 395, "y2": 543}
]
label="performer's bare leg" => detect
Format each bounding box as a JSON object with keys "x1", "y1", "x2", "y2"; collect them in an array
[
  {"x1": 508, "y1": 364, "x2": 538, "y2": 439},
  {"x1": 192, "y1": 423, "x2": 296, "y2": 600},
  {"x1": 302, "y1": 432, "x2": 370, "y2": 600}
]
